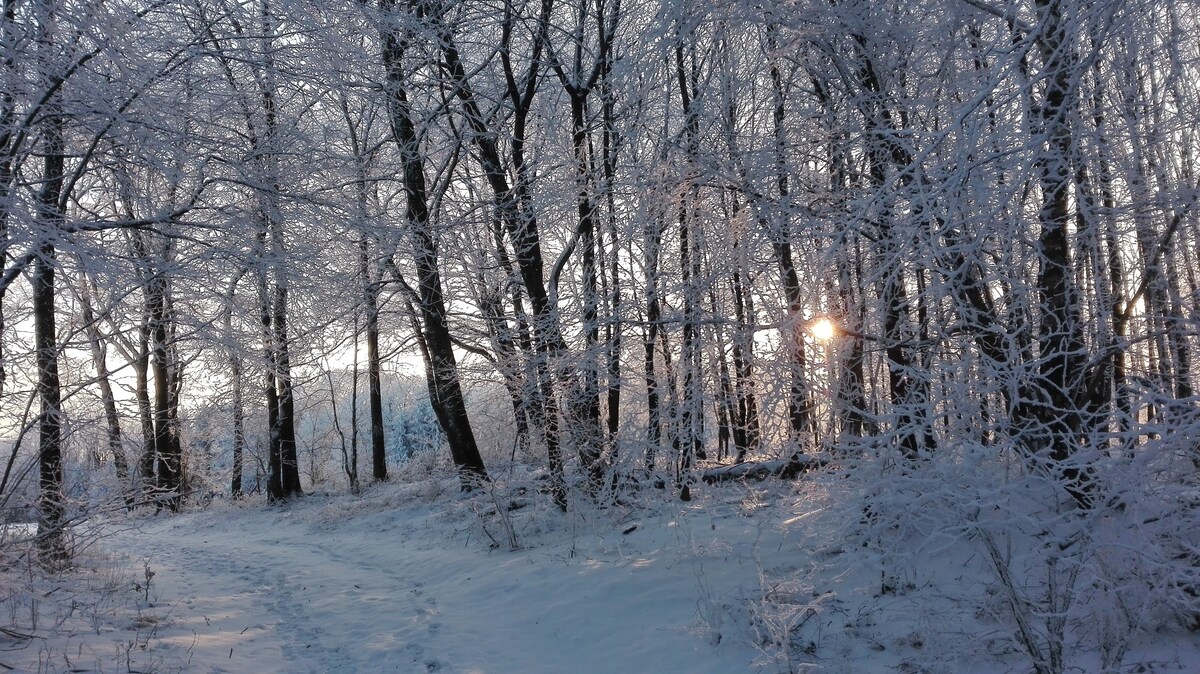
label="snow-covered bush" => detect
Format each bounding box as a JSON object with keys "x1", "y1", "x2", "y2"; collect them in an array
[{"x1": 767, "y1": 421, "x2": 1200, "y2": 673}]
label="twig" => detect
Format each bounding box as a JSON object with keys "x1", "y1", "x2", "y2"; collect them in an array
[{"x1": 0, "y1": 626, "x2": 40, "y2": 641}]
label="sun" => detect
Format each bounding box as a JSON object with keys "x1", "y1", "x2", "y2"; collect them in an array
[{"x1": 810, "y1": 317, "x2": 837, "y2": 342}]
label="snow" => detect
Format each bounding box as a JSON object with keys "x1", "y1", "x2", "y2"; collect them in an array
[
  {"x1": 3, "y1": 471, "x2": 1199, "y2": 673},
  {"x1": 2, "y1": 478, "x2": 801, "y2": 673},
  {"x1": 106, "y1": 489, "x2": 779, "y2": 673}
]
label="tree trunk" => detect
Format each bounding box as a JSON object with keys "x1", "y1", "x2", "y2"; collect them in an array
[
  {"x1": 272, "y1": 277, "x2": 302, "y2": 496},
  {"x1": 231, "y1": 353, "x2": 245, "y2": 498},
  {"x1": 0, "y1": 0, "x2": 17, "y2": 399},
  {"x1": 77, "y1": 270, "x2": 131, "y2": 502},
  {"x1": 840, "y1": 28, "x2": 932, "y2": 460},
  {"x1": 257, "y1": 0, "x2": 302, "y2": 502},
  {"x1": 379, "y1": 4, "x2": 488, "y2": 485},
  {"x1": 600, "y1": 55, "x2": 621, "y2": 453},
  {"x1": 134, "y1": 316, "x2": 155, "y2": 495},
  {"x1": 343, "y1": 101, "x2": 382, "y2": 483},
  {"x1": 34, "y1": 38, "x2": 67, "y2": 563},
  {"x1": 432, "y1": 0, "x2": 561, "y2": 501},
  {"x1": 349, "y1": 311, "x2": 361, "y2": 489},
  {"x1": 148, "y1": 263, "x2": 182, "y2": 510},
  {"x1": 471, "y1": 260, "x2": 530, "y2": 460},
  {"x1": 225, "y1": 274, "x2": 245, "y2": 499},
  {"x1": 674, "y1": 31, "x2": 703, "y2": 499},
  {"x1": 487, "y1": 216, "x2": 534, "y2": 459},
  {"x1": 767, "y1": 23, "x2": 815, "y2": 446},
  {"x1": 709, "y1": 282, "x2": 734, "y2": 461},
  {"x1": 34, "y1": 244, "x2": 66, "y2": 566},
  {"x1": 365, "y1": 241, "x2": 387, "y2": 481},
  {"x1": 730, "y1": 242, "x2": 760, "y2": 460},
  {"x1": 258, "y1": 234, "x2": 284, "y2": 500},
  {"x1": 1028, "y1": 0, "x2": 1093, "y2": 506},
  {"x1": 567, "y1": 89, "x2": 604, "y2": 491},
  {"x1": 643, "y1": 209, "x2": 665, "y2": 470}
]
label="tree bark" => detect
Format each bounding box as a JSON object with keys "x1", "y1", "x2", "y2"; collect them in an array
[
  {"x1": 257, "y1": 0, "x2": 302, "y2": 502},
  {"x1": 34, "y1": 243, "x2": 66, "y2": 566},
  {"x1": 643, "y1": 208, "x2": 665, "y2": 470},
  {"x1": 134, "y1": 314, "x2": 155, "y2": 495}
]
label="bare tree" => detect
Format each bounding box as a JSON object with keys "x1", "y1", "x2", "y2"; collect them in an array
[{"x1": 376, "y1": 0, "x2": 488, "y2": 485}]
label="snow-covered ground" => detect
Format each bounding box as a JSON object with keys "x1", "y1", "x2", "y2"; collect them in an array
[
  {"x1": 101, "y1": 483, "x2": 796, "y2": 673},
  {"x1": 3, "y1": 476, "x2": 804, "y2": 673},
  {"x1": 3, "y1": 470, "x2": 1199, "y2": 673}
]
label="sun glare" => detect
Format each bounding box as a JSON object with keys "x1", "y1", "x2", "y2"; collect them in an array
[{"x1": 810, "y1": 318, "x2": 836, "y2": 342}]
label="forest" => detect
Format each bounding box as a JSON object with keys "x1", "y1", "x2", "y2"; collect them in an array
[{"x1": 1, "y1": 0, "x2": 1199, "y2": 671}]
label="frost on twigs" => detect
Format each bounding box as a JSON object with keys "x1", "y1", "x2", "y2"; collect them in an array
[
  {"x1": 759, "y1": 430, "x2": 1200, "y2": 674},
  {"x1": 0, "y1": 529, "x2": 174, "y2": 673}
]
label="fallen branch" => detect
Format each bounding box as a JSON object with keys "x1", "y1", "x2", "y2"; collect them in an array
[{"x1": 701, "y1": 455, "x2": 826, "y2": 484}]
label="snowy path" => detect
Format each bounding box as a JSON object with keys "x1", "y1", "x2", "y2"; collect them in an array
[
  {"x1": 124, "y1": 522, "x2": 444, "y2": 672},
  {"x1": 105, "y1": 488, "x2": 783, "y2": 673}
]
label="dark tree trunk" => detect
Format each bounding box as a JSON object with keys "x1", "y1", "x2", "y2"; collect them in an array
[
  {"x1": 365, "y1": 245, "x2": 387, "y2": 481},
  {"x1": 600, "y1": 58, "x2": 621, "y2": 452},
  {"x1": 567, "y1": 89, "x2": 604, "y2": 491},
  {"x1": 253, "y1": 0, "x2": 302, "y2": 503},
  {"x1": 674, "y1": 32, "x2": 704, "y2": 499},
  {"x1": 148, "y1": 268, "x2": 182, "y2": 510},
  {"x1": 1141, "y1": 147, "x2": 1195, "y2": 411},
  {"x1": 34, "y1": 53, "x2": 66, "y2": 564},
  {"x1": 349, "y1": 311, "x2": 361, "y2": 489},
  {"x1": 811, "y1": 71, "x2": 866, "y2": 442},
  {"x1": 730, "y1": 251, "x2": 760, "y2": 460},
  {"x1": 775, "y1": 241, "x2": 815, "y2": 441},
  {"x1": 429, "y1": 0, "x2": 560, "y2": 500},
  {"x1": 546, "y1": 0, "x2": 621, "y2": 493},
  {"x1": 486, "y1": 216, "x2": 533, "y2": 458},
  {"x1": 709, "y1": 284, "x2": 734, "y2": 461},
  {"x1": 0, "y1": 0, "x2": 16, "y2": 399},
  {"x1": 767, "y1": 23, "x2": 814, "y2": 446},
  {"x1": 380, "y1": 5, "x2": 487, "y2": 485},
  {"x1": 343, "y1": 95, "x2": 389, "y2": 483},
  {"x1": 1027, "y1": 0, "x2": 1093, "y2": 506},
  {"x1": 842, "y1": 29, "x2": 932, "y2": 460},
  {"x1": 201, "y1": 0, "x2": 296, "y2": 501},
  {"x1": 643, "y1": 211, "x2": 665, "y2": 469},
  {"x1": 472, "y1": 260, "x2": 529, "y2": 460},
  {"x1": 231, "y1": 356, "x2": 245, "y2": 498},
  {"x1": 128, "y1": 231, "x2": 166, "y2": 500},
  {"x1": 134, "y1": 318, "x2": 155, "y2": 494},
  {"x1": 225, "y1": 275, "x2": 245, "y2": 499},
  {"x1": 34, "y1": 245, "x2": 66, "y2": 566},
  {"x1": 272, "y1": 280, "x2": 302, "y2": 496},
  {"x1": 837, "y1": 243, "x2": 869, "y2": 440},
  {"x1": 258, "y1": 241, "x2": 284, "y2": 501}
]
